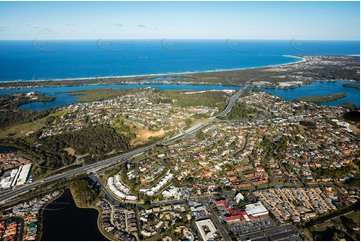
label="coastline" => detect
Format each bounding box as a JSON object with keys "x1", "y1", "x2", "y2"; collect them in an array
[{"x1": 0, "y1": 55, "x2": 305, "y2": 84}]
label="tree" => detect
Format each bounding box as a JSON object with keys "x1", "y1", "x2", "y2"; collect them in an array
[
  {"x1": 196, "y1": 130, "x2": 205, "y2": 140},
  {"x1": 185, "y1": 118, "x2": 192, "y2": 127}
]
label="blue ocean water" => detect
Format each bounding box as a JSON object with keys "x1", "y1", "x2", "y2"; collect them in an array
[{"x1": 0, "y1": 40, "x2": 359, "y2": 81}]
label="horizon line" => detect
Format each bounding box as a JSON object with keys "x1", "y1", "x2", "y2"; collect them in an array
[{"x1": 0, "y1": 38, "x2": 360, "y2": 41}]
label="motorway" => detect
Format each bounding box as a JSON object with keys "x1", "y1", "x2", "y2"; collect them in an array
[
  {"x1": 218, "y1": 82, "x2": 249, "y2": 118},
  {"x1": 0, "y1": 82, "x2": 249, "y2": 207}
]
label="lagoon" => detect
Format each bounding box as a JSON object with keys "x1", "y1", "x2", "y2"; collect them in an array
[{"x1": 41, "y1": 189, "x2": 106, "y2": 241}]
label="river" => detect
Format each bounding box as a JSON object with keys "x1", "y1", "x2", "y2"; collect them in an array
[{"x1": 0, "y1": 81, "x2": 359, "y2": 112}]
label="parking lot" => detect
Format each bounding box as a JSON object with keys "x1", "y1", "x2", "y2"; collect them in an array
[
  {"x1": 228, "y1": 217, "x2": 277, "y2": 235},
  {"x1": 238, "y1": 223, "x2": 304, "y2": 241}
]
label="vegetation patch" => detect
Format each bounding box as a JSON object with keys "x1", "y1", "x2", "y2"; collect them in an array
[
  {"x1": 39, "y1": 124, "x2": 132, "y2": 155},
  {"x1": 67, "y1": 88, "x2": 139, "y2": 102},
  {"x1": 308, "y1": 209, "x2": 360, "y2": 241},
  {"x1": 339, "y1": 102, "x2": 357, "y2": 109},
  {"x1": 164, "y1": 90, "x2": 228, "y2": 109},
  {"x1": 300, "y1": 120, "x2": 317, "y2": 129},
  {"x1": 221, "y1": 102, "x2": 257, "y2": 120},
  {"x1": 70, "y1": 177, "x2": 101, "y2": 207},
  {"x1": 0, "y1": 93, "x2": 54, "y2": 130},
  {"x1": 295, "y1": 92, "x2": 348, "y2": 103},
  {"x1": 343, "y1": 83, "x2": 360, "y2": 89},
  {"x1": 134, "y1": 128, "x2": 165, "y2": 143}
]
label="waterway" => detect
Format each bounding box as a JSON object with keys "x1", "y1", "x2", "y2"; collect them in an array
[
  {"x1": 0, "y1": 83, "x2": 241, "y2": 112},
  {"x1": 41, "y1": 189, "x2": 107, "y2": 241},
  {"x1": 0, "y1": 81, "x2": 359, "y2": 112},
  {"x1": 260, "y1": 81, "x2": 360, "y2": 107}
]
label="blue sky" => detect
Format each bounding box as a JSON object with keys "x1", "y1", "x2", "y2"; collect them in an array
[{"x1": 0, "y1": 1, "x2": 359, "y2": 40}]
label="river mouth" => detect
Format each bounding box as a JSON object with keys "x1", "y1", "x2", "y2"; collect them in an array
[{"x1": 343, "y1": 111, "x2": 360, "y2": 123}]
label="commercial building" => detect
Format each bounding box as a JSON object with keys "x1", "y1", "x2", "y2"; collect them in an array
[
  {"x1": 0, "y1": 164, "x2": 32, "y2": 189},
  {"x1": 245, "y1": 202, "x2": 269, "y2": 217},
  {"x1": 16, "y1": 164, "x2": 32, "y2": 186},
  {"x1": 216, "y1": 199, "x2": 269, "y2": 223}
]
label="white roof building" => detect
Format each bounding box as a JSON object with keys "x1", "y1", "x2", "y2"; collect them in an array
[
  {"x1": 0, "y1": 177, "x2": 12, "y2": 189},
  {"x1": 141, "y1": 173, "x2": 173, "y2": 196},
  {"x1": 107, "y1": 176, "x2": 137, "y2": 201},
  {"x1": 16, "y1": 164, "x2": 32, "y2": 186},
  {"x1": 245, "y1": 202, "x2": 269, "y2": 217}
]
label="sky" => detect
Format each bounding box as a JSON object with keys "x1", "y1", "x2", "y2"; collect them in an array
[{"x1": 0, "y1": 1, "x2": 359, "y2": 40}]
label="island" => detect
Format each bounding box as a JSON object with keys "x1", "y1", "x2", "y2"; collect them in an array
[
  {"x1": 343, "y1": 83, "x2": 360, "y2": 89},
  {"x1": 295, "y1": 92, "x2": 348, "y2": 103}
]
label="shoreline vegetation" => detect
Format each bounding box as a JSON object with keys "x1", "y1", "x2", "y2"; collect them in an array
[
  {"x1": 295, "y1": 93, "x2": 348, "y2": 103},
  {"x1": 0, "y1": 55, "x2": 359, "y2": 90}
]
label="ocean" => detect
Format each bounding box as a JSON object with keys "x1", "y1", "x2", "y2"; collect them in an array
[{"x1": 0, "y1": 40, "x2": 359, "y2": 81}]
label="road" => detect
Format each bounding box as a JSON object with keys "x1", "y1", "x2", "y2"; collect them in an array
[
  {"x1": 0, "y1": 143, "x2": 155, "y2": 204},
  {"x1": 0, "y1": 81, "x2": 250, "y2": 207},
  {"x1": 206, "y1": 203, "x2": 231, "y2": 241},
  {"x1": 217, "y1": 83, "x2": 249, "y2": 118},
  {"x1": 195, "y1": 195, "x2": 231, "y2": 241}
]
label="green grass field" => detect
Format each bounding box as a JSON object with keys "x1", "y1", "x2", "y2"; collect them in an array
[{"x1": 0, "y1": 120, "x2": 44, "y2": 139}]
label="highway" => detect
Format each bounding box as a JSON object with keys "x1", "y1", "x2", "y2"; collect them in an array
[
  {"x1": 217, "y1": 82, "x2": 249, "y2": 118},
  {"x1": 0, "y1": 143, "x2": 155, "y2": 204},
  {"x1": 0, "y1": 81, "x2": 250, "y2": 206},
  {"x1": 0, "y1": 122, "x2": 212, "y2": 205}
]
